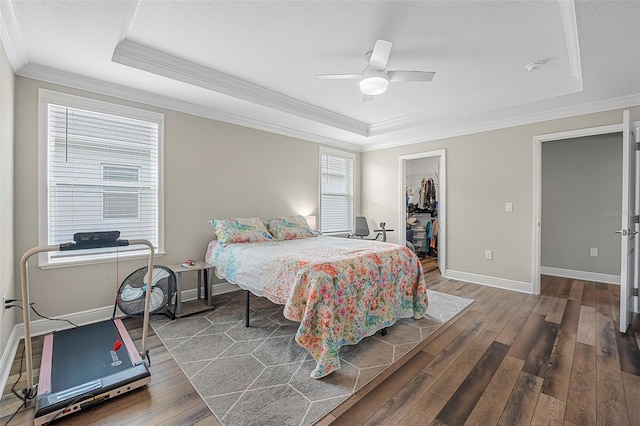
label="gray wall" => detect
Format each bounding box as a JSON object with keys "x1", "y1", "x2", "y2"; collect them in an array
[
  {"x1": 13, "y1": 76, "x2": 360, "y2": 319},
  {"x1": 541, "y1": 133, "x2": 622, "y2": 275},
  {"x1": 0, "y1": 40, "x2": 15, "y2": 357},
  {"x1": 361, "y1": 107, "x2": 640, "y2": 285}
]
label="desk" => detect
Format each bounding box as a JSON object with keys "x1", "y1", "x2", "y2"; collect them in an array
[{"x1": 166, "y1": 261, "x2": 214, "y2": 317}]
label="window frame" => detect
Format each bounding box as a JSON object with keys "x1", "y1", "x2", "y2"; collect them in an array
[
  {"x1": 38, "y1": 89, "x2": 165, "y2": 268},
  {"x1": 319, "y1": 146, "x2": 356, "y2": 235}
]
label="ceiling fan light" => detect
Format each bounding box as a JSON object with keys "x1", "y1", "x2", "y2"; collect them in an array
[{"x1": 359, "y1": 76, "x2": 389, "y2": 95}]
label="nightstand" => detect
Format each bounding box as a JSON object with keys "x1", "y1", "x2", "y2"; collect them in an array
[{"x1": 165, "y1": 261, "x2": 214, "y2": 317}]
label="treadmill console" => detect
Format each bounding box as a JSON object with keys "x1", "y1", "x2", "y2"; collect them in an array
[
  {"x1": 74, "y1": 231, "x2": 121, "y2": 243},
  {"x1": 60, "y1": 231, "x2": 129, "y2": 251}
]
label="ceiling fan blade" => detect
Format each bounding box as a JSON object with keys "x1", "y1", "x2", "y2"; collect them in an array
[
  {"x1": 368, "y1": 39, "x2": 393, "y2": 69},
  {"x1": 388, "y1": 70, "x2": 436, "y2": 82},
  {"x1": 362, "y1": 94, "x2": 374, "y2": 102},
  {"x1": 315, "y1": 74, "x2": 361, "y2": 79}
]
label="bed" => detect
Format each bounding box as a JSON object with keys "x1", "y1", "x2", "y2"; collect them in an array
[{"x1": 205, "y1": 216, "x2": 428, "y2": 378}]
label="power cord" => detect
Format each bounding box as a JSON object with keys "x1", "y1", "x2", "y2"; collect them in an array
[
  {"x1": 2, "y1": 301, "x2": 78, "y2": 425},
  {"x1": 29, "y1": 304, "x2": 78, "y2": 328},
  {"x1": 3, "y1": 347, "x2": 37, "y2": 426},
  {"x1": 6, "y1": 301, "x2": 78, "y2": 328},
  {"x1": 2, "y1": 398, "x2": 25, "y2": 426}
]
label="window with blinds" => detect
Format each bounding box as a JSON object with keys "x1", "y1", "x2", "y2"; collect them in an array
[
  {"x1": 320, "y1": 148, "x2": 355, "y2": 234},
  {"x1": 40, "y1": 91, "x2": 164, "y2": 266}
]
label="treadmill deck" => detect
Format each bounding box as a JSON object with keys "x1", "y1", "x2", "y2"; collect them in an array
[{"x1": 34, "y1": 319, "x2": 150, "y2": 424}]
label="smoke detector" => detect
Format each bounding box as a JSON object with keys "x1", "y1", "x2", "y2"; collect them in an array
[{"x1": 525, "y1": 61, "x2": 544, "y2": 72}]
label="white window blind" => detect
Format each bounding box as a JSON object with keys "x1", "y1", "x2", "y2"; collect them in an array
[
  {"x1": 43, "y1": 95, "x2": 163, "y2": 264},
  {"x1": 320, "y1": 149, "x2": 354, "y2": 234}
]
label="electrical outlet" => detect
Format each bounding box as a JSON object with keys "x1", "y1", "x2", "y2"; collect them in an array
[
  {"x1": 484, "y1": 250, "x2": 493, "y2": 260},
  {"x1": 590, "y1": 248, "x2": 598, "y2": 257}
]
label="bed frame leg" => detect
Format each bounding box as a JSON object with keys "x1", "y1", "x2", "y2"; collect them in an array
[
  {"x1": 381, "y1": 328, "x2": 387, "y2": 336},
  {"x1": 245, "y1": 290, "x2": 250, "y2": 327}
]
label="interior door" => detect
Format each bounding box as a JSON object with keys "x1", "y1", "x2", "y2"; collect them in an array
[{"x1": 619, "y1": 109, "x2": 638, "y2": 333}]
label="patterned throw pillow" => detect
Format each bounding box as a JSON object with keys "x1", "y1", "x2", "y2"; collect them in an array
[
  {"x1": 211, "y1": 217, "x2": 273, "y2": 243},
  {"x1": 265, "y1": 215, "x2": 316, "y2": 240}
]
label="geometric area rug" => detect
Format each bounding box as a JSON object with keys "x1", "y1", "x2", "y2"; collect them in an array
[{"x1": 150, "y1": 289, "x2": 473, "y2": 426}]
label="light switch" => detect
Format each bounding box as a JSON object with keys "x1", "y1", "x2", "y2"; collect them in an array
[{"x1": 505, "y1": 202, "x2": 513, "y2": 212}]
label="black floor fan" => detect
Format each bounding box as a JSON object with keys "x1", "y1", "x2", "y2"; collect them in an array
[{"x1": 114, "y1": 265, "x2": 177, "y2": 320}]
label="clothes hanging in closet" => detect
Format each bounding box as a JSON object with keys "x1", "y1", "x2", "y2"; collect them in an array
[
  {"x1": 418, "y1": 178, "x2": 437, "y2": 211},
  {"x1": 418, "y1": 179, "x2": 427, "y2": 210},
  {"x1": 430, "y1": 220, "x2": 439, "y2": 249}
]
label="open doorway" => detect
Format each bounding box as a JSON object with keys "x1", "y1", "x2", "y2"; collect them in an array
[
  {"x1": 399, "y1": 150, "x2": 446, "y2": 276},
  {"x1": 533, "y1": 113, "x2": 640, "y2": 333},
  {"x1": 533, "y1": 124, "x2": 623, "y2": 294}
]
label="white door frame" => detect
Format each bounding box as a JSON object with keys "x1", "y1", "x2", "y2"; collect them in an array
[
  {"x1": 532, "y1": 124, "x2": 622, "y2": 295},
  {"x1": 399, "y1": 150, "x2": 447, "y2": 275}
]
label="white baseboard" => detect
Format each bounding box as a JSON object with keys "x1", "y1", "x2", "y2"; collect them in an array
[
  {"x1": 15, "y1": 305, "x2": 115, "y2": 338},
  {"x1": 540, "y1": 266, "x2": 620, "y2": 285},
  {"x1": 14, "y1": 285, "x2": 241, "y2": 339},
  {"x1": 13, "y1": 283, "x2": 240, "y2": 335},
  {"x1": 0, "y1": 326, "x2": 20, "y2": 399},
  {"x1": 444, "y1": 270, "x2": 533, "y2": 294}
]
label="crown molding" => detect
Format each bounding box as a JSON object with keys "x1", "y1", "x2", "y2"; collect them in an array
[
  {"x1": 559, "y1": 0, "x2": 583, "y2": 85},
  {"x1": 369, "y1": 78, "x2": 584, "y2": 138},
  {"x1": 18, "y1": 63, "x2": 363, "y2": 152},
  {"x1": 112, "y1": 39, "x2": 369, "y2": 137},
  {"x1": 361, "y1": 94, "x2": 640, "y2": 152},
  {"x1": 17, "y1": 63, "x2": 640, "y2": 154},
  {"x1": 0, "y1": 0, "x2": 27, "y2": 71}
]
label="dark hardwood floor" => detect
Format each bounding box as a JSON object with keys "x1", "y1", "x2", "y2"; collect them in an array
[
  {"x1": 420, "y1": 256, "x2": 439, "y2": 273},
  {"x1": 327, "y1": 273, "x2": 640, "y2": 425},
  {"x1": 2, "y1": 273, "x2": 639, "y2": 425}
]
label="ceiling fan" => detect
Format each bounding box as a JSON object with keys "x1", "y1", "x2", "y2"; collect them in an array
[{"x1": 315, "y1": 39, "x2": 435, "y2": 101}]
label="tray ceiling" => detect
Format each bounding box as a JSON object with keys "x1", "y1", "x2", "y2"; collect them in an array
[{"x1": 2, "y1": 0, "x2": 639, "y2": 151}]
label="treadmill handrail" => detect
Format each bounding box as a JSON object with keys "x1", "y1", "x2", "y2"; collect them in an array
[{"x1": 19, "y1": 238, "x2": 155, "y2": 395}]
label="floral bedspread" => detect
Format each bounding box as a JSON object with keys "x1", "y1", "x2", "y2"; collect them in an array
[{"x1": 205, "y1": 236, "x2": 428, "y2": 378}]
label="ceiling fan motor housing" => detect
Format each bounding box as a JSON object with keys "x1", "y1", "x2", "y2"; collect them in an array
[{"x1": 359, "y1": 68, "x2": 389, "y2": 95}]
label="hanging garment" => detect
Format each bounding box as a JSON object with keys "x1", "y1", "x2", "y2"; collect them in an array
[
  {"x1": 425, "y1": 178, "x2": 436, "y2": 212},
  {"x1": 418, "y1": 178, "x2": 428, "y2": 209},
  {"x1": 430, "y1": 220, "x2": 439, "y2": 248}
]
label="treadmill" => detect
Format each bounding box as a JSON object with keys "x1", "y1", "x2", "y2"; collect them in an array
[{"x1": 19, "y1": 231, "x2": 155, "y2": 425}]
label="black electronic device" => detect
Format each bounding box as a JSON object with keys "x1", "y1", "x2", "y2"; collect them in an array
[
  {"x1": 58, "y1": 231, "x2": 129, "y2": 251},
  {"x1": 73, "y1": 230, "x2": 120, "y2": 243}
]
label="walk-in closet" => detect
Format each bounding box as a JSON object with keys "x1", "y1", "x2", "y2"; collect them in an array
[{"x1": 405, "y1": 156, "x2": 439, "y2": 270}]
